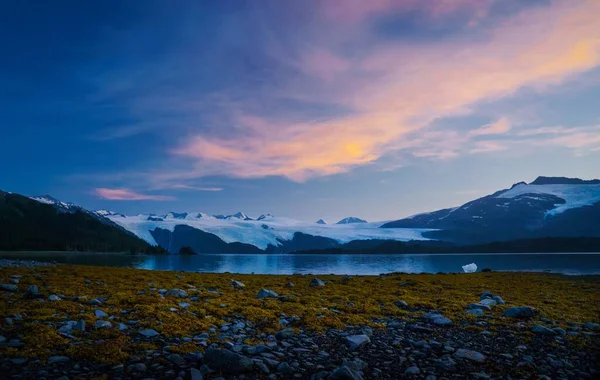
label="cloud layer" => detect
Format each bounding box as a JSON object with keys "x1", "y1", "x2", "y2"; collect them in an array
[
  {"x1": 94, "y1": 0, "x2": 600, "y2": 187},
  {"x1": 167, "y1": 0, "x2": 600, "y2": 182}
]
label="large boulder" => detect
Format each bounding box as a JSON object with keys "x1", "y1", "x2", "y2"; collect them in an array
[
  {"x1": 202, "y1": 348, "x2": 253, "y2": 374},
  {"x1": 503, "y1": 306, "x2": 536, "y2": 318},
  {"x1": 310, "y1": 277, "x2": 326, "y2": 287}
]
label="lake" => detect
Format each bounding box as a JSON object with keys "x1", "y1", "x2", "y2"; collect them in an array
[{"x1": 2, "y1": 252, "x2": 600, "y2": 275}]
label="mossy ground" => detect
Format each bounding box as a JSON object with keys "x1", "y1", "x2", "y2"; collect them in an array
[{"x1": 1, "y1": 265, "x2": 599, "y2": 365}]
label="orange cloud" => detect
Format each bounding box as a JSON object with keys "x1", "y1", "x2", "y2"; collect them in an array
[
  {"x1": 95, "y1": 188, "x2": 174, "y2": 201},
  {"x1": 173, "y1": 0, "x2": 600, "y2": 181}
]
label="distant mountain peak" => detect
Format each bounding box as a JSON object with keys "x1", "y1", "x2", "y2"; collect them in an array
[
  {"x1": 226, "y1": 211, "x2": 252, "y2": 220},
  {"x1": 336, "y1": 217, "x2": 367, "y2": 224},
  {"x1": 257, "y1": 214, "x2": 274, "y2": 220},
  {"x1": 530, "y1": 176, "x2": 600, "y2": 185},
  {"x1": 165, "y1": 212, "x2": 189, "y2": 220},
  {"x1": 315, "y1": 219, "x2": 327, "y2": 224}
]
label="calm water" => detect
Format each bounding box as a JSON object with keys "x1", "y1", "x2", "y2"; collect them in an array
[{"x1": 2, "y1": 252, "x2": 600, "y2": 275}]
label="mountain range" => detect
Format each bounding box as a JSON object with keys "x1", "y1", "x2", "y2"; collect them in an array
[{"x1": 1, "y1": 176, "x2": 599, "y2": 253}]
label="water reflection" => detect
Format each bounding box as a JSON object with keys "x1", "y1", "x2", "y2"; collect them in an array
[{"x1": 1, "y1": 252, "x2": 599, "y2": 275}]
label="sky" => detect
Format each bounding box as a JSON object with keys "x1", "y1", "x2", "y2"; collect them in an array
[{"x1": 1, "y1": 0, "x2": 599, "y2": 222}]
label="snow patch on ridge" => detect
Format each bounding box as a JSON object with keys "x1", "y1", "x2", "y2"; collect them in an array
[{"x1": 496, "y1": 183, "x2": 600, "y2": 215}]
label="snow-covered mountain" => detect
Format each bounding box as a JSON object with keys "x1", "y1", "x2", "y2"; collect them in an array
[
  {"x1": 381, "y1": 176, "x2": 600, "y2": 244},
  {"x1": 315, "y1": 219, "x2": 327, "y2": 225},
  {"x1": 337, "y1": 217, "x2": 367, "y2": 224},
  {"x1": 29, "y1": 195, "x2": 79, "y2": 213}
]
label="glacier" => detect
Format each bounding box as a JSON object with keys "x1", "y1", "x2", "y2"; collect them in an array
[{"x1": 104, "y1": 213, "x2": 434, "y2": 250}]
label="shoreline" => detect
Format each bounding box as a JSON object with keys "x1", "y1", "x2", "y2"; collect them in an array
[{"x1": 1, "y1": 264, "x2": 599, "y2": 379}]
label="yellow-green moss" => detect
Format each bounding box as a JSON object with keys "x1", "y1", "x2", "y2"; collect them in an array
[{"x1": 1, "y1": 264, "x2": 599, "y2": 363}]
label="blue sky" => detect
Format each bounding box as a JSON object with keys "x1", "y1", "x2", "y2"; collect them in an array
[{"x1": 1, "y1": 0, "x2": 599, "y2": 222}]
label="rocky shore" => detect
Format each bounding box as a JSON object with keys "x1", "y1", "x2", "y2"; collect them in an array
[{"x1": 0, "y1": 261, "x2": 598, "y2": 379}]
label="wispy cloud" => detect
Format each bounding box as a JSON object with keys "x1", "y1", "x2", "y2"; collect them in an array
[
  {"x1": 94, "y1": 188, "x2": 174, "y2": 201},
  {"x1": 91, "y1": 0, "x2": 600, "y2": 185},
  {"x1": 469, "y1": 117, "x2": 512, "y2": 136}
]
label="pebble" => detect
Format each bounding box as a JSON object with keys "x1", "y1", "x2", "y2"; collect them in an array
[
  {"x1": 139, "y1": 328, "x2": 160, "y2": 337},
  {"x1": 454, "y1": 348, "x2": 486, "y2": 362},
  {"x1": 94, "y1": 309, "x2": 108, "y2": 318},
  {"x1": 405, "y1": 366, "x2": 421, "y2": 375}
]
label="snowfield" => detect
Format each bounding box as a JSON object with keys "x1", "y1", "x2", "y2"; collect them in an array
[
  {"x1": 105, "y1": 213, "x2": 434, "y2": 249},
  {"x1": 497, "y1": 183, "x2": 600, "y2": 215}
]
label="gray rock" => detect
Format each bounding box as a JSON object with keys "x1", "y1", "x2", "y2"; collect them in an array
[
  {"x1": 329, "y1": 366, "x2": 364, "y2": 380},
  {"x1": 165, "y1": 288, "x2": 188, "y2": 298},
  {"x1": 74, "y1": 320, "x2": 85, "y2": 332},
  {"x1": 467, "y1": 303, "x2": 492, "y2": 311},
  {"x1": 167, "y1": 353, "x2": 186, "y2": 366},
  {"x1": 433, "y1": 357, "x2": 456, "y2": 370},
  {"x1": 277, "y1": 362, "x2": 294, "y2": 375},
  {"x1": 583, "y1": 322, "x2": 599, "y2": 330},
  {"x1": 48, "y1": 356, "x2": 70, "y2": 363},
  {"x1": 117, "y1": 323, "x2": 128, "y2": 331},
  {"x1": 139, "y1": 328, "x2": 160, "y2": 337},
  {"x1": 342, "y1": 358, "x2": 367, "y2": 371},
  {"x1": 87, "y1": 298, "x2": 102, "y2": 306},
  {"x1": 552, "y1": 327, "x2": 566, "y2": 335},
  {"x1": 405, "y1": 366, "x2": 420, "y2": 375},
  {"x1": 423, "y1": 312, "x2": 444, "y2": 321},
  {"x1": 202, "y1": 348, "x2": 253, "y2": 374},
  {"x1": 231, "y1": 280, "x2": 245, "y2": 288},
  {"x1": 190, "y1": 367, "x2": 203, "y2": 380},
  {"x1": 492, "y1": 295, "x2": 505, "y2": 305},
  {"x1": 26, "y1": 284, "x2": 39, "y2": 294},
  {"x1": 503, "y1": 306, "x2": 536, "y2": 318},
  {"x1": 480, "y1": 291, "x2": 494, "y2": 299},
  {"x1": 310, "y1": 277, "x2": 325, "y2": 287},
  {"x1": 285, "y1": 282, "x2": 295, "y2": 288},
  {"x1": 466, "y1": 309, "x2": 484, "y2": 317},
  {"x1": 258, "y1": 289, "x2": 279, "y2": 299},
  {"x1": 395, "y1": 300, "x2": 409, "y2": 308},
  {"x1": 94, "y1": 309, "x2": 108, "y2": 318},
  {"x1": 433, "y1": 317, "x2": 452, "y2": 326},
  {"x1": 479, "y1": 298, "x2": 497, "y2": 307},
  {"x1": 454, "y1": 348, "x2": 486, "y2": 362},
  {"x1": 48, "y1": 294, "x2": 61, "y2": 301},
  {"x1": 94, "y1": 320, "x2": 112, "y2": 329},
  {"x1": 531, "y1": 325, "x2": 556, "y2": 335},
  {"x1": 0, "y1": 284, "x2": 18, "y2": 292},
  {"x1": 275, "y1": 328, "x2": 295, "y2": 340},
  {"x1": 128, "y1": 363, "x2": 147, "y2": 372},
  {"x1": 345, "y1": 334, "x2": 371, "y2": 350}
]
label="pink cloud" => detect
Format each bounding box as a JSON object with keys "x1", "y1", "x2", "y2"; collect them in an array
[
  {"x1": 170, "y1": 0, "x2": 600, "y2": 181},
  {"x1": 94, "y1": 188, "x2": 174, "y2": 201}
]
